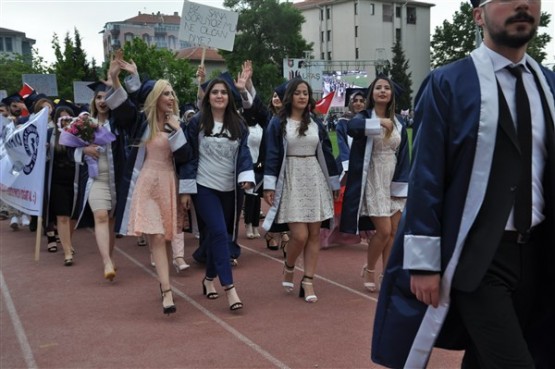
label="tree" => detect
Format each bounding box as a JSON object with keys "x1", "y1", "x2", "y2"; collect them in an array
[
  {"x1": 431, "y1": 2, "x2": 551, "y2": 68},
  {"x1": 221, "y1": 0, "x2": 313, "y2": 102},
  {"x1": 389, "y1": 39, "x2": 413, "y2": 111},
  {"x1": 51, "y1": 28, "x2": 97, "y2": 99},
  {"x1": 0, "y1": 50, "x2": 49, "y2": 94},
  {"x1": 119, "y1": 38, "x2": 197, "y2": 105}
]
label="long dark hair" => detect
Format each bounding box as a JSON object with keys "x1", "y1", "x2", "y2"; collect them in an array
[
  {"x1": 366, "y1": 76, "x2": 396, "y2": 121},
  {"x1": 200, "y1": 78, "x2": 244, "y2": 140},
  {"x1": 278, "y1": 79, "x2": 315, "y2": 136}
]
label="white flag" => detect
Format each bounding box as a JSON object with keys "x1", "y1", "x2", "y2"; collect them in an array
[{"x1": 0, "y1": 107, "x2": 48, "y2": 216}]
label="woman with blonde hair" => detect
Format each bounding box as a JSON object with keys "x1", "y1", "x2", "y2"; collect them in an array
[{"x1": 108, "y1": 59, "x2": 188, "y2": 315}]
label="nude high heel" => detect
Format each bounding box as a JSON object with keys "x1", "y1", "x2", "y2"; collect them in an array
[
  {"x1": 299, "y1": 276, "x2": 318, "y2": 303},
  {"x1": 361, "y1": 265, "x2": 377, "y2": 292},
  {"x1": 282, "y1": 261, "x2": 295, "y2": 293}
]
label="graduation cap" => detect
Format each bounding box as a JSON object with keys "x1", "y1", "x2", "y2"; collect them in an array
[
  {"x1": 1, "y1": 93, "x2": 22, "y2": 105},
  {"x1": 54, "y1": 98, "x2": 79, "y2": 116},
  {"x1": 87, "y1": 81, "x2": 109, "y2": 93},
  {"x1": 470, "y1": 0, "x2": 481, "y2": 7},
  {"x1": 201, "y1": 71, "x2": 242, "y2": 106},
  {"x1": 274, "y1": 81, "x2": 288, "y2": 102},
  {"x1": 137, "y1": 80, "x2": 156, "y2": 106},
  {"x1": 344, "y1": 88, "x2": 368, "y2": 107},
  {"x1": 23, "y1": 91, "x2": 49, "y2": 111}
]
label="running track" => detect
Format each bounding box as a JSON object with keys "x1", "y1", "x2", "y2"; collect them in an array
[{"x1": 1, "y1": 217, "x2": 462, "y2": 368}]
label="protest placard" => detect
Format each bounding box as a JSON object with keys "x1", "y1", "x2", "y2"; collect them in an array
[
  {"x1": 73, "y1": 81, "x2": 94, "y2": 104},
  {"x1": 179, "y1": 1, "x2": 238, "y2": 51},
  {"x1": 22, "y1": 74, "x2": 58, "y2": 97}
]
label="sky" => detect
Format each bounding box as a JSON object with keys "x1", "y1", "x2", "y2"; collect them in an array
[{"x1": 0, "y1": 0, "x2": 554, "y2": 66}]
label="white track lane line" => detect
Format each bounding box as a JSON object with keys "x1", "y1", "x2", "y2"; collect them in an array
[{"x1": 1, "y1": 271, "x2": 38, "y2": 369}]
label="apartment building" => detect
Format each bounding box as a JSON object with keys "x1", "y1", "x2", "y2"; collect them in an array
[
  {"x1": 0, "y1": 27, "x2": 35, "y2": 63},
  {"x1": 293, "y1": 0, "x2": 433, "y2": 98}
]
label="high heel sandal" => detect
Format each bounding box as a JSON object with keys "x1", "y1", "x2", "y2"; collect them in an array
[
  {"x1": 64, "y1": 256, "x2": 73, "y2": 266},
  {"x1": 104, "y1": 262, "x2": 116, "y2": 281},
  {"x1": 361, "y1": 265, "x2": 377, "y2": 292},
  {"x1": 299, "y1": 276, "x2": 318, "y2": 303},
  {"x1": 280, "y1": 232, "x2": 289, "y2": 258},
  {"x1": 160, "y1": 285, "x2": 176, "y2": 315},
  {"x1": 46, "y1": 231, "x2": 58, "y2": 253},
  {"x1": 224, "y1": 285, "x2": 243, "y2": 311},
  {"x1": 202, "y1": 277, "x2": 219, "y2": 299},
  {"x1": 264, "y1": 232, "x2": 279, "y2": 251},
  {"x1": 173, "y1": 257, "x2": 190, "y2": 273},
  {"x1": 282, "y1": 261, "x2": 295, "y2": 293}
]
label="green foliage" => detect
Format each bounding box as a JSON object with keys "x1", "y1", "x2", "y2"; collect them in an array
[
  {"x1": 431, "y1": 2, "x2": 477, "y2": 68},
  {"x1": 0, "y1": 50, "x2": 49, "y2": 94},
  {"x1": 120, "y1": 38, "x2": 197, "y2": 105},
  {"x1": 51, "y1": 28, "x2": 97, "y2": 99},
  {"x1": 390, "y1": 39, "x2": 413, "y2": 110},
  {"x1": 431, "y1": 2, "x2": 551, "y2": 68},
  {"x1": 527, "y1": 12, "x2": 552, "y2": 63},
  {"x1": 221, "y1": 0, "x2": 312, "y2": 103}
]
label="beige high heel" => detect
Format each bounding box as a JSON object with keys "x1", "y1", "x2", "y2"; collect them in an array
[
  {"x1": 282, "y1": 261, "x2": 295, "y2": 293},
  {"x1": 104, "y1": 262, "x2": 116, "y2": 281},
  {"x1": 361, "y1": 265, "x2": 376, "y2": 292},
  {"x1": 224, "y1": 285, "x2": 243, "y2": 311},
  {"x1": 299, "y1": 276, "x2": 318, "y2": 303}
]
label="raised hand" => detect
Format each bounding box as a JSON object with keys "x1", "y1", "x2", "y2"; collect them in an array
[{"x1": 119, "y1": 58, "x2": 137, "y2": 76}]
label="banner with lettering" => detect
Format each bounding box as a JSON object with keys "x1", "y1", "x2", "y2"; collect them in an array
[
  {"x1": 0, "y1": 107, "x2": 48, "y2": 216},
  {"x1": 179, "y1": 1, "x2": 238, "y2": 51}
]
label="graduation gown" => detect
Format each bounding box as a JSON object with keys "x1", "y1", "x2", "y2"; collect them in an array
[{"x1": 371, "y1": 46, "x2": 555, "y2": 369}]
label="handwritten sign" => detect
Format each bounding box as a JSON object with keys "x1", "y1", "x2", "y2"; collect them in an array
[
  {"x1": 22, "y1": 74, "x2": 58, "y2": 97},
  {"x1": 179, "y1": 1, "x2": 238, "y2": 51},
  {"x1": 73, "y1": 81, "x2": 94, "y2": 104}
]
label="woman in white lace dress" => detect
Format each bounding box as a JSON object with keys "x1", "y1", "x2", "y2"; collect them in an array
[
  {"x1": 263, "y1": 79, "x2": 340, "y2": 303},
  {"x1": 339, "y1": 75, "x2": 410, "y2": 292}
]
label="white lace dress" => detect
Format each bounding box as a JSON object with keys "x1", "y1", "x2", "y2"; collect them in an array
[
  {"x1": 276, "y1": 119, "x2": 334, "y2": 224},
  {"x1": 360, "y1": 124, "x2": 406, "y2": 217}
]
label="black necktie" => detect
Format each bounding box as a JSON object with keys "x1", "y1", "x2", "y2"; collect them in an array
[{"x1": 506, "y1": 65, "x2": 532, "y2": 233}]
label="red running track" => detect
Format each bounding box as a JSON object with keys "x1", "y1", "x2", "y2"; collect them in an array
[{"x1": 0, "y1": 217, "x2": 462, "y2": 368}]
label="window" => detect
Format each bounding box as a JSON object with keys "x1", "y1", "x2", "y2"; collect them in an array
[
  {"x1": 396, "y1": 28, "x2": 401, "y2": 42},
  {"x1": 382, "y1": 4, "x2": 393, "y2": 22},
  {"x1": 142, "y1": 34, "x2": 150, "y2": 44},
  {"x1": 320, "y1": 9, "x2": 323, "y2": 21},
  {"x1": 370, "y1": 3, "x2": 375, "y2": 15},
  {"x1": 355, "y1": 48, "x2": 359, "y2": 59},
  {"x1": 396, "y1": 6, "x2": 401, "y2": 18},
  {"x1": 321, "y1": 52, "x2": 325, "y2": 60},
  {"x1": 5, "y1": 37, "x2": 12, "y2": 52},
  {"x1": 327, "y1": 51, "x2": 332, "y2": 60},
  {"x1": 354, "y1": 2, "x2": 358, "y2": 15},
  {"x1": 407, "y1": 7, "x2": 417, "y2": 24},
  {"x1": 355, "y1": 26, "x2": 358, "y2": 38},
  {"x1": 168, "y1": 36, "x2": 176, "y2": 49},
  {"x1": 321, "y1": 31, "x2": 324, "y2": 43},
  {"x1": 0, "y1": 37, "x2": 3, "y2": 52},
  {"x1": 124, "y1": 32, "x2": 134, "y2": 43},
  {"x1": 327, "y1": 30, "x2": 331, "y2": 42},
  {"x1": 326, "y1": 7, "x2": 330, "y2": 20}
]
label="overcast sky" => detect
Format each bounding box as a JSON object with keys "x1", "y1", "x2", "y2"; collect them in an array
[{"x1": 1, "y1": 0, "x2": 554, "y2": 66}]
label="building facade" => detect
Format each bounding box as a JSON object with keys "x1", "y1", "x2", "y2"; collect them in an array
[
  {"x1": 101, "y1": 11, "x2": 188, "y2": 60},
  {"x1": 0, "y1": 27, "x2": 35, "y2": 62},
  {"x1": 293, "y1": 0, "x2": 433, "y2": 102}
]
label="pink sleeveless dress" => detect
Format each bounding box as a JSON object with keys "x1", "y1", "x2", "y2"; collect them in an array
[{"x1": 127, "y1": 132, "x2": 179, "y2": 240}]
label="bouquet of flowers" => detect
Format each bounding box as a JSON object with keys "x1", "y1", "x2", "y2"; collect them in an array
[{"x1": 59, "y1": 112, "x2": 116, "y2": 179}]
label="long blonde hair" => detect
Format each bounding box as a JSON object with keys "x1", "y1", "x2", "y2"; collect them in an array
[{"x1": 143, "y1": 79, "x2": 179, "y2": 142}]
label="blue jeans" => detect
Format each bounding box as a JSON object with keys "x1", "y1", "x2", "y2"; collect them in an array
[{"x1": 192, "y1": 185, "x2": 236, "y2": 286}]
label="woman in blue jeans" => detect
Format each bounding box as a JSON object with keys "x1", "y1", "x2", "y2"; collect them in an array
[{"x1": 179, "y1": 77, "x2": 254, "y2": 311}]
